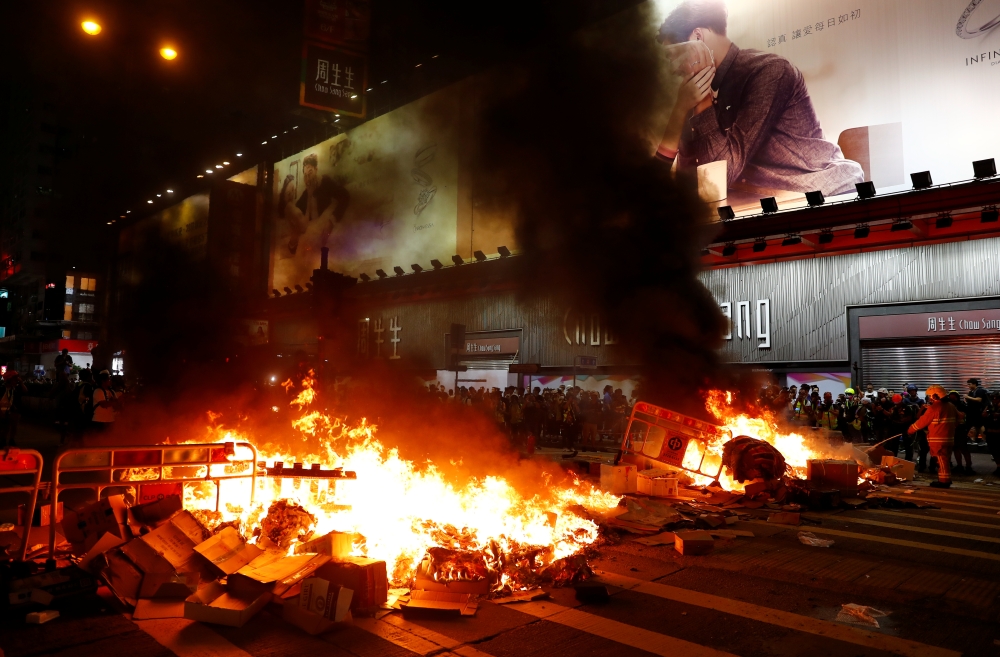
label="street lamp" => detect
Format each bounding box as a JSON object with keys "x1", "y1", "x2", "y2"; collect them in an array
[
  {"x1": 81, "y1": 21, "x2": 102, "y2": 35},
  {"x1": 159, "y1": 47, "x2": 178, "y2": 60}
]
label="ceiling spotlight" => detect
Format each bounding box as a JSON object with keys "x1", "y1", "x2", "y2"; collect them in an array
[
  {"x1": 910, "y1": 171, "x2": 933, "y2": 189},
  {"x1": 156, "y1": 194, "x2": 161, "y2": 197},
  {"x1": 760, "y1": 197, "x2": 778, "y2": 214},
  {"x1": 223, "y1": 161, "x2": 230, "y2": 165},
  {"x1": 215, "y1": 165, "x2": 223, "y2": 169},
  {"x1": 147, "y1": 200, "x2": 153, "y2": 204},
  {"x1": 261, "y1": 141, "x2": 267, "y2": 145},
  {"x1": 107, "y1": 221, "x2": 112, "y2": 225},
  {"x1": 805, "y1": 190, "x2": 825, "y2": 206},
  {"x1": 982, "y1": 206, "x2": 999, "y2": 223},
  {"x1": 818, "y1": 230, "x2": 834, "y2": 244},
  {"x1": 236, "y1": 153, "x2": 243, "y2": 157},
  {"x1": 359, "y1": 273, "x2": 370, "y2": 282},
  {"x1": 781, "y1": 234, "x2": 802, "y2": 247},
  {"x1": 935, "y1": 213, "x2": 953, "y2": 229},
  {"x1": 367, "y1": 88, "x2": 372, "y2": 92},
  {"x1": 721, "y1": 243, "x2": 737, "y2": 257},
  {"x1": 473, "y1": 250, "x2": 487, "y2": 262},
  {"x1": 411, "y1": 264, "x2": 423, "y2": 273},
  {"x1": 159, "y1": 47, "x2": 178, "y2": 60},
  {"x1": 752, "y1": 239, "x2": 767, "y2": 253},
  {"x1": 334, "y1": 119, "x2": 340, "y2": 123},
  {"x1": 197, "y1": 175, "x2": 204, "y2": 178},
  {"x1": 351, "y1": 95, "x2": 358, "y2": 99},
  {"x1": 272, "y1": 135, "x2": 277, "y2": 139},
  {"x1": 497, "y1": 246, "x2": 511, "y2": 258},
  {"x1": 166, "y1": 189, "x2": 173, "y2": 193},
  {"x1": 452, "y1": 255, "x2": 464, "y2": 265},
  {"x1": 126, "y1": 210, "x2": 131, "y2": 213},
  {"x1": 717, "y1": 206, "x2": 735, "y2": 221},
  {"x1": 393, "y1": 266, "x2": 405, "y2": 276},
  {"x1": 81, "y1": 20, "x2": 102, "y2": 35},
  {"x1": 272, "y1": 289, "x2": 281, "y2": 298},
  {"x1": 375, "y1": 269, "x2": 387, "y2": 279},
  {"x1": 430, "y1": 259, "x2": 443, "y2": 270},
  {"x1": 856, "y1": 181, "x2": 877, "y2": 199},
  {"x1": 293, "y1": 126, "x2": 298, "y2": 129},
  {"x1": 854, "y1": 224, "x2": 870, "y2": 239},
  {"x1": 890, "y1": 219, "x2": 913, "y2": 232},
  {"x1": 973, "y1": 158, "x2": 997, "y2": 179},
  {"x1": 206, "y1": 169, "x2": 213, "y2": 174}
]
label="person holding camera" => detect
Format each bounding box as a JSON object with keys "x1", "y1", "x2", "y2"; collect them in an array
[{"x1": 91, "y1": 369, "x2": 122, "y2": 432}]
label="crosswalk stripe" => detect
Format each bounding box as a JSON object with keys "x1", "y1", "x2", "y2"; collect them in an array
[
  {"x1": 905, "y1": 490, "x2": 1000, "y2": 503},
  {"x1": 134, "y1": 618, "x2": 255, "y2": 657},
  {"x1": 594, "y1": 572, "x2": 960, "y2": 657},
  {"x1": 901, "y1": 496, "x2": 999, "y2": 510},
  {"x1": 863, "y1": 508, "x2": 1000, "y2": 530},
  {"x1": 751, "y1": 521, "x2": 1000, "y2": 561},
  {"x1": 834, "y1": 516, "x2": 1000, "y2": 543},
  {"x1": 912, "y1": 506, "x2": 1000, "y2": 519},
  {"x1": 515, "y1": 599, "x2": 736, "y2": 657}
]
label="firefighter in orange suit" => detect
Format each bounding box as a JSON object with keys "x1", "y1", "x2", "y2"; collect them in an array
[{"x1": 907, "y1": 385, "x2": 960, "y2": 488}]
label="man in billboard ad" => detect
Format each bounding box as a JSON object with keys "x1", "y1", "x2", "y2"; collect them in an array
[{"x1": 654, "y1": 0, "x2": 864, "y2": 197}]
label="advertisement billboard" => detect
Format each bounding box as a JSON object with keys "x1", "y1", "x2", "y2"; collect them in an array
[
  {"x1": 271, "y1": 86, "x2": 462, "y2": 292},
  {"x1": 650, "y1": 0, "x2": 1000, "y2": 205}
]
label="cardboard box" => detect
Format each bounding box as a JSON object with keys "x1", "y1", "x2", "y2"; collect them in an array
[
  {"x1": 101, "y1": 550, "x2": 144, "y2": 607},
  {"x1": 401, "y1": 590, "x2": 477, "y2": 618},
  {"x1": 636, "y1": 469, "x2": 679, "y2": 497},
  {"x1": 300, "y1": 578, "x2": 353, "y2": 620},
  {"x1": 62, "y1": 495, "x2": 130, "y2": 548},
  {"x1": 183, "y1": 581, "x2": 270, "y2": 627},
  {"x1": 807, "y1": 459, "x2": 861, "y2": 496},
  {"x1": 673, "y1": 530, "x2": 714, "y2": 556},
  {"x1": 194, "y1": 527, "x2": 264, "y2": 575},
  {"x1": 18, "y1": 501, "x2": 63, "y2": 527},
  {"x1": 231, "y1": 552, "x2": 331, "y2": 596},
  {"x1": 121, "y1": 510, "x2": 210, "y2": 574},
  {"x1": 127, "y1": 495, "x2": 183, "y2": 533},
  {"x1": 79, "y1": 531, "x2": 128, "y2": 570},
  {"x1": 600, "y1": 464, "x2": 637, "y2": 495},
  {"x1": 294, "y1": 531, "x2": 355, "y2": 557},
  {"x1": 314, "y1": 557, "x2": 388, "y2": 612},
  {"x1": 412, "y1": 573, "x2": 490, "y2": 595},
  {"x1": 133, "y1": 598, "x2": 186, "y2": 620},
  {"x1": 881, "y1": 456, "x2": 916, "y2": 481},
  {"x1": 283, "y1": 596, "x2": 353, "y2": 635},
  {"x1": 807, "y1": 489, "x2": 841, "y2": 510}
]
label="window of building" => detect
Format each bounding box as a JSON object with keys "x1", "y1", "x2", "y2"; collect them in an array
[
  {"x1": 79, "y1": 277, "x2": 96, "y2": 292},
  {"x1": 62, "y1": 329, "x2": 71, "y2": 339},
  {"x1": 65, "y1": 275, "x2": 74, "y2": 295},
  {"x1": 63, "y1": 302, "x2": 72, "y2": 321},
  {"x1": 78, "y1": 303, "x2": 95, "y2": 314}
]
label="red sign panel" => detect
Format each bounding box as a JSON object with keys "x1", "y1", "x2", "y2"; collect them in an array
[
  {"x1": 858, "y1": 309, "x2": 1000, "y2": 339},
  {"x1": 304, "y1": 0, "x2": 370, "y2": 51},
  {"x1": 25, "y1": 339, "x2": 98, "y2": 354},
  {"x1": 300, "y1": 42, "x2": 367, "y2": 117}
]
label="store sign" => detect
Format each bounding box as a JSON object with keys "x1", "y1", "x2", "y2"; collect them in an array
[
  {"x1": 304, "y1": 0, "x2": 370, "y2": 51},
  {"x1": 859, "y1": 308, "x2": 1000, "y2": 339},
  {"x1": 719, "y1": 299, "x2": 771, "y2": 349},
  {"x1": 300, "y1": 42, "x2": 367, "y2": 117},
  {"x1": 463, "y1": 337, "x2": 520, "y2": 355}
]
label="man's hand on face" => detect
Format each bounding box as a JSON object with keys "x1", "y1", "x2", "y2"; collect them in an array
[{"x1": 675, "y1": 65, "x2": 715, "y2": 117}]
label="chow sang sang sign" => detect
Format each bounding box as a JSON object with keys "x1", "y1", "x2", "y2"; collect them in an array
[
  {"x1": 858, "y1": 308, "x2": 1000, "y2": 339},
  {"x1": 720, "y1": 299, "x2": 771, "y2": 349}
]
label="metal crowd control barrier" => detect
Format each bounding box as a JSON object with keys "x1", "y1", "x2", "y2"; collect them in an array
[
  {"x1": 50, "y1": 442, "x2": 258, "y2": 555},
  {"x1": 0, "y1": 448, "x2": 44, "y2": 561}
]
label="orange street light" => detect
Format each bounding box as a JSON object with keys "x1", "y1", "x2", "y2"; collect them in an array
[
  {"x1": 159, "y1": 47, "x2": 178, "y2": 60},
  {"x1": 81, "y1": 20, "x2": 102, "y2": 35}
]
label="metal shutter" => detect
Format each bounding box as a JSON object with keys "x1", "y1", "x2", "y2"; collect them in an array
[{"x1": 861, "y1": 336, "x2": 1000, "y2": 392}]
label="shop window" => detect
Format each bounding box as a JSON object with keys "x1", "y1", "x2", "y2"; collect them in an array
[
  {"x1": 63, "y1": 302, "x2": 72, "y2": 321},
  {"x1": 65, "y1": 274, "x2": 74, "y2": 295},
  {"x1": 62, "y1": 329, "x2": 71, "y2": 339}
]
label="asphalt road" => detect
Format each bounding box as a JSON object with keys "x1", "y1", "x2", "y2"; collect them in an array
[{"x1": 3, "y1": 428, "x2": 1000, "y2": 657}]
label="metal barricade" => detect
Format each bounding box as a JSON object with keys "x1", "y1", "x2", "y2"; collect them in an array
[
  {"x1": 50, "y1": 442, "x2": 258, "y2": 555},
  {"x1": 1, "y1": 448, "x2": 44, "y2": 561}
]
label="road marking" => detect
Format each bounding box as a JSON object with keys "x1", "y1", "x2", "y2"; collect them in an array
[
  {"x1": 515, "y1": 600, "x2": 736, "y2": 657},
  {"x1": 901, "y1": 496, "x2": 999, "y2": 510},
  {"x1": 835, "y1": 516, "x2": 1000, "y2": 543},
  {"x1": 354, "y1": 616, "x2": 493, "y2": 657},
  {"x1": 594, "y1": 572, "x2": 960, "y2": 657},
  {"x1": 864, "y1": 508, "x2": 1000, "y2": 530},
  {"x1": 134, "y1": 618, "x2": 254, "y2": 657},
  {"x1": 906, "y1": 490, "x2": 1000, "y2": 503},
  {"x1": 752, "y1": 521, "x2": 1000, "y2": 561},
  {"x1": 914, "y1": 506, "x2": 1000, "y2": 520}
]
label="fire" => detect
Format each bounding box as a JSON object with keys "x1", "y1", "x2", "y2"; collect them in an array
[
  {"x1": 182, "y1": 375, "x2": 620, "y2": 592},
  {"x1": 702, "y1": 389, "x2": 853, "y2": 490}
]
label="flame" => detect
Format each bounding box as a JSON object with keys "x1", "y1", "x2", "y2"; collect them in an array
[
  {"x1": 701, "y1": 389, "x2": 854, "y2": 490},
  {"x1": 181, "y1": 380, "x2": 620, "y2": 592}
]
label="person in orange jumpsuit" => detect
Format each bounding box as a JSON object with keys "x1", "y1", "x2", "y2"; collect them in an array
[{"x1": 907, "y1": 385, "x2": 961, "y2": 488}]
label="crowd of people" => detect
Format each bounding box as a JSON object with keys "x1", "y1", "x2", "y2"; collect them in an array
[
  {"x1": 425, "y1": 383, "x2": 636, "y2": 449},
  {"x1": 762, "y1": 378, "x2": 1000, "y2": 485}
]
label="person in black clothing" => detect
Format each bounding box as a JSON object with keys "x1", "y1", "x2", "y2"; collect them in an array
[
  {"x1": 948, "y1": 390, "x2": 972, "y2": 474},
  {"x1": 982, "y1": 392, "x2": 1000, "y2": 476},
  {"x1": 964, "y1": 378, "x2": 988, "y2": 446},
  {"x1": 887, "y1": 394, "x2": 916, "y2": 461},
  {"x1": 295, "y1": 153, "x2": 350, "y2": 249}
]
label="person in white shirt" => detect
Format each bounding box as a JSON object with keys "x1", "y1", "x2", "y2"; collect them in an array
[{"x1": 91, "y1": 370, "x2": 121, "y2": 428}]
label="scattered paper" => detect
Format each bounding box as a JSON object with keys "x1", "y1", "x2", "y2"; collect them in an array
[
  {"x1": 836, "y1": 603, "x2": 888, "y2": 628},
  {"x1": 632, "y1": 532, "x2": 676, "y2": 546},
  {"x1": 494, "y1": 589, "x2": 549, "y2": 604},
  {"x1": 797, "y1": 531, "x2": 834, "y2": 547}
]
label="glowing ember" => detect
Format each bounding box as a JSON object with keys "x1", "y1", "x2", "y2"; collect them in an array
[{"x1": 182, "y1": 375, "x2": 620, "y2": 592}]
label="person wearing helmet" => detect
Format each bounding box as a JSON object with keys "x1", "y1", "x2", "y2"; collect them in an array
[
  {"x1": 907, "y1": 385, "x2": 960, "y2": 487},
  {"x1": 839, "y1": 388, "x2": 860, "y2": 442}
]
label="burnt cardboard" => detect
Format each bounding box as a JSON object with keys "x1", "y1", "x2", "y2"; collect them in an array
[
  {"x1": 139, "y1": 569, "x2": 202, "y2": 599},
  {"x1": 300, "y1": 578, "x2": 353, "y2": 621},
  {"x1": 413, "y1": 573, "x2": 490, "y2": 595},
  {"x1": 133, "y1": 598, "x2": 186, "y2": 620},
  {"x1": 294, "y1": 531, "x2": 355, "y2": 557},
  {"x1": 62, "y1": 496, "x2": 130, "y2": 548},
  {"x1": 807, "y1": 459, "x2": 861, "y2": 496},
  {"x1": 600, "y1": 464, "x2": 637, "y2": 495},
  {"x1": 194, "y1": 526, "x2": 264, "y2": 575},
  {"x1": 127, "y1": 495, "x2": 183, "y2": 533},
  {"x1": 101, "y1": 550, "x2": 144, "y2": 607},
  {"x1": 231, "y1": 552, "x2": 331, "y2": 596},
  {"x1": 79, "y1": 531, "x2": 127, "y2": 570},
  {"x1": 674, "y1": 530, "x2": 715, "y2": 556},
  {"x1": 881, "y1": 456, "x2": 916, "y2": 481},
  {"x1": 401, "y1": 590, "x2": 477, "y2": 618},
  {"x1": 121, "y1": 510, "x2": 209, "y2": 574},
  {"x1": 183, "y1": 581, "x2": 271, "y2": 627},
  {"x1": 283, "y1": 596, "x2": 353, "y2": 634},
  {"x1": 314, "y1": 557, "x2": 388, "y2": 612}
]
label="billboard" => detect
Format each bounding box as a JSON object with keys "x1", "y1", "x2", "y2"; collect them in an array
[
  {"x1": 271, "y1": 86, "x2": 462, "y2": 291},
  {"x1": 650, "y1": 0, "x2": 1000, "y2": 205}
]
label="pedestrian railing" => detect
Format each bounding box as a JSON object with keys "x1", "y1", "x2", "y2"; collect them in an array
[{"x1": 0, "y1": 448, "x2": 44, "y2": 561}]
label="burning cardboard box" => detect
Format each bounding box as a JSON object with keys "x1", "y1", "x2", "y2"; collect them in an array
[
  {"x1": 881, "y1": 456, "x2": 916, "y2": 481},
  {"x1": 294, "y1": 530, "x2": 355, "y2": 557},
  {"x1": 120, "y1": 509, "x2": 213, "y2": 598},
  {"x1": 315, "y1": 557, "x2": 388, "y2": 613},
  {"x1": 636, "y1": 469, "x2": 679, "y2": 498},
  {"x1": 807, "y1": 459, "x2": 861, "y2": 496},
  {"x1": 600, "y1": 464, "x2": 637, "y2": 495},
  {"x1": 230, "y1": 551, "x2": 331, "y2": 597},
  {"x1": 282, "y1": 576, "x2": 354, "y2": 634},
  {"x1": 61, "y1": 495, "x2": 130, "y2": 553}
]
